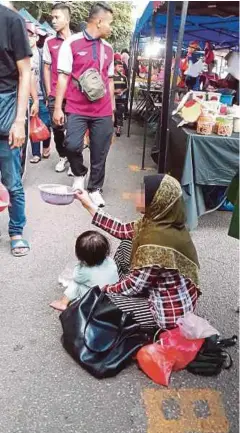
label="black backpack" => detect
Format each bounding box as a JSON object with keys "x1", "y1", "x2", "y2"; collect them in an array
[{"x1": 187, "y1": 335, "x2": 237, "y2": 376}]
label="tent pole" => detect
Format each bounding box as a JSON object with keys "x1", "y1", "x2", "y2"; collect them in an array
[
  {"x1": 127, "y1": 35, "x2": 140, "y2": 138},
  {"x1": 141, "y1": 14, "x2": 155, "y2": 170},
  {"x1": 169, "y1": 1, "x2": 188, "y2": 112},
  {"x1": 157, "y1": 1, "x2": 176, "y2": 173}
]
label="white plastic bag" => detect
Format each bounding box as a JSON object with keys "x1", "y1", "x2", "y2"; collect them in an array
[
  {"x1": 177, "y1": 312, "x2": 220, "y2": 340},
  {"x1": 58, "y1": 260, "x2": 77, "y2": 288}
]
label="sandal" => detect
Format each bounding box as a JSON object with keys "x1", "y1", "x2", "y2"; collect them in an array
[
  {"x1": 30, "y1": 156, "x2": 41, "y2": 164},
  {"x1": 10, "y1": 239, "x2": 30, "y2": 257},
  {"x1": 42, "y1": 148, "x2": 51, "y2": 159}
]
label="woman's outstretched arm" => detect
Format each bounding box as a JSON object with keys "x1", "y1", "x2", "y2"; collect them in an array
[
  {"x1": 75, "y1": 190, "x2": 135, "y2": 240},
  {"x1": 103, "y1": 267, "x2": 153, "y2": 295}
]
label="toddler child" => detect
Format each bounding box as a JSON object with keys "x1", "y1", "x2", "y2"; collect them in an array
[{"x1": 50, "y1": 230, "x2": 119, "y2": 311}]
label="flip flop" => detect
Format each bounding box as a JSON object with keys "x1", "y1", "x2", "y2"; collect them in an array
[{"x1": 10, "y1": 239, "x2": 30, "y2": 257}]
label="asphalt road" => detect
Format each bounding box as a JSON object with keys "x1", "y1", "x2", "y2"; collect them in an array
[{"x1": 0, "y1": 126, "x2": 238, "y2": 433}]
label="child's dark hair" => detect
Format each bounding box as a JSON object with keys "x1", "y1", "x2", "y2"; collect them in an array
[{"x1": 75, "y1": 230, "x2": 110, "y2": 267}]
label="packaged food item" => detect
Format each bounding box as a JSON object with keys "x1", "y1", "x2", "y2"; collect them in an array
[
  {"x1": 181, "y1": 100, "x2": 202, "y2": 124},
  {"x1": 207, "y1": 92, "x2": 221, "y2": 102},
  {"x1": 215, "y1": 116, "x2": 233, "y2": 136},
  {"x1": 233, "y1": 118, "x2": 240, "y2": 133},
  {"x1": 197, "y1": 112, "x2": 214, "y2": 135},
  {"x1": 192, "y1": 91, "x2": 206, "y2": 101}
]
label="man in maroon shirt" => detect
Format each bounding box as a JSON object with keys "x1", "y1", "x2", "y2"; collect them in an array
[
  {"x1": 54, "y1": 2, "x2": 115, "y2": 208},
  {"x1": 43, "y1": 3, "x2": 71, "y2": 173}
]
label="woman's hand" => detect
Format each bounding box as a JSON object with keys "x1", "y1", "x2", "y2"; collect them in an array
[
  {"x1": 75, "y1": 190, "x2": 98, "y2": 216},
  {"x1": 30, "y1": 100, "x2": 39, "y2": 117}
]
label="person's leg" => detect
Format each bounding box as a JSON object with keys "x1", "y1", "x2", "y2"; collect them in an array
[
  {"x1": 48, "y1": 96, "x2": 67, "y2": 170},
  {"x1": 88, "y1": 116, "x2": 113, "y2": 191},
  {"x1": 0, "y1": 137, "x2": 29, "y2": 256},
  {"x1": 31, "y1": 140, "x2": 41, "y2": 158},
  {"x1": 38, "y1": 100, "x2": 51, "y2": 157},
  {"x1": 65, "y1": 114, "x2": 88, "y2": 190},
  {"x1": 21, "y1": 111, "x2": 29, "y2": 179},
  {"x1": 115, "y1": 102, "x2": 124, "y2": 136}
]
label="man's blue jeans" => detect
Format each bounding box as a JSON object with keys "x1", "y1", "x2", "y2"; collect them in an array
[{"x1": 0, "y1": 137, "x2": 26, "y2": 236}]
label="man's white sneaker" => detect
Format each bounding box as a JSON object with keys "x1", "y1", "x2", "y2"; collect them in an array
[
  {"x1": 89, "y1": 190, "x2": 105, "y2": 208},
  {"x1": 55, "y1": 157, "x2": 68, "y2": 173},
  {"x1": 72, "y1": 175, "x2": 86, "y2": 192},
  {"x1": 67, "y1": 167, "x2": 74, "y2": 177}
]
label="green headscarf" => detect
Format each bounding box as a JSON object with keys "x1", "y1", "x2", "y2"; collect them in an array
[{"x1": 131, "y1": 174, "x2": 200, "y2": 287}]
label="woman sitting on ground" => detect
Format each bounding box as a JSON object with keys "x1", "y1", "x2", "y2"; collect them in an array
[{"x1": 75, "y1": 174, "x2": 201, "y2": 330}]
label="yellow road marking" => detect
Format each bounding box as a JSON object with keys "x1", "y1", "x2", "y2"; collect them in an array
[
  {"x1": 128, "y1": 164, "x2": 154, "y2": 172},
  {"x1": 143, "y1": 388, "x2": 229, "y2": 433}
]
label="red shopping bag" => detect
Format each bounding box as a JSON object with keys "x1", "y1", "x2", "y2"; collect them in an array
[
  {"x1": 0, "y1": 183, "x2": 9, "y2": 212},
  {"x1": 30, "y1": 115, "x2": 50, "y2": 142},
  {"x1": 136, "y1": 327, "x2": 204, "y2": 386},
  {"x1": 136, "y1": 343, "x2": 178, "y2": 386},
  {"x1": 158, "y1": 327, "x2": 204, "y2": 371}
]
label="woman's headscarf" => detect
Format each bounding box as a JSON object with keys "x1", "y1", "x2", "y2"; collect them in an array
[
  {"x1": 121, "y1": 52, "x2": 129, "y2": 66},
  {"x1": 131, "y1": 174, "x2": 200, "y2": 286},
  {"x1": 114, "y1": 52, "x2": 122, "y2": 62}
]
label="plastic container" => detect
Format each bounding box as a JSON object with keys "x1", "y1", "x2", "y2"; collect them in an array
[
  {"x1": 233, "y1": 118, "x2": 240, "y2": 133},
  {"x1": 220, "y1": 94, "x2": 234, "y2": 106},
  {"x1": 215, "y1": 116, "x2": 233, "y2": 137},
  {"x1": 192, "y1": 91, "x2": 206, "y2": 101},
  {"x1": 207, "y1": 92, "x2": 221, "y2": 102},
  {"x1": 38, "y1": 184, "x2": 75, "y2": 205},
  {"x1": 197, "y1": 113, "x2": 214, "y2": 135}
]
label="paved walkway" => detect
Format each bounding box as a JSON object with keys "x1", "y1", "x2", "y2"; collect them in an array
[{"x1": 0, "y1": 124, "x2": 238, "y2": 433}]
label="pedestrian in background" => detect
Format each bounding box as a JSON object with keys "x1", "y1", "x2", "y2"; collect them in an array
[
  {"x1": 54, "y1": 2, "x2": 115, "y2": 208},
  {"x1": 0, "y1": 1, "x2": 32, "y2": 256},
  {"x1": 26, "y1": 22, "x2": 51, "y2": 164},
  {"x1": 43, "y1": 2, "x2": 72, "y2": 174},
  {"x1": 113, "y1": 60, "x2": 128, "y2": 137}
]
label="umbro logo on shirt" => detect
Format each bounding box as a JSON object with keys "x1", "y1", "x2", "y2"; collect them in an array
[
  {"x1": 52, "y1": 45, "x2": 60, "y2": 49},
  {"x1": 77, "y1": 51, "x2": 88, "y2": 56}
]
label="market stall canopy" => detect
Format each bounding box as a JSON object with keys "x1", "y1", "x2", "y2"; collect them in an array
[
  {"x1": 19, "y1": 8, "x2": 55, "y2": 36},
  {"x1": 19, "y1": 8, "x2": 40, "y2": 25},
  {"x1": 134, "y1": 1, "x2": 239, "y2": 49},
  {"x1": 41, "y1": 21, "x2": 56, "y2": 35}
]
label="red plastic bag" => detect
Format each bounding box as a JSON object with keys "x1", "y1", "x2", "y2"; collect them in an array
[
  {"x1": 136, "y1": 344, "x2": 178, "y2": 386},
  {"x1": 159, "y1": 327, "x2": 204, "y2": 371},
  {"x1": 0, "y1": 183, "x2": 10, "y2": 213},
  {"x1": 30, "y1": 115, "x2": 50, "y2": 142},
  {"x1": 136, "y1": 327, "x2": 204, "y2": 386}
]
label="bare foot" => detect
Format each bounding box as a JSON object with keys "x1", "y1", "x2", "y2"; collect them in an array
[{"x1": 50, "y1": 299, "x2": 69, "y2": 311}]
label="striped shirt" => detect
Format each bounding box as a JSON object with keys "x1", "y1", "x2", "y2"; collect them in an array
[{"x1": 113, "y1": 72, "x2": 128, "y2": 101}]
